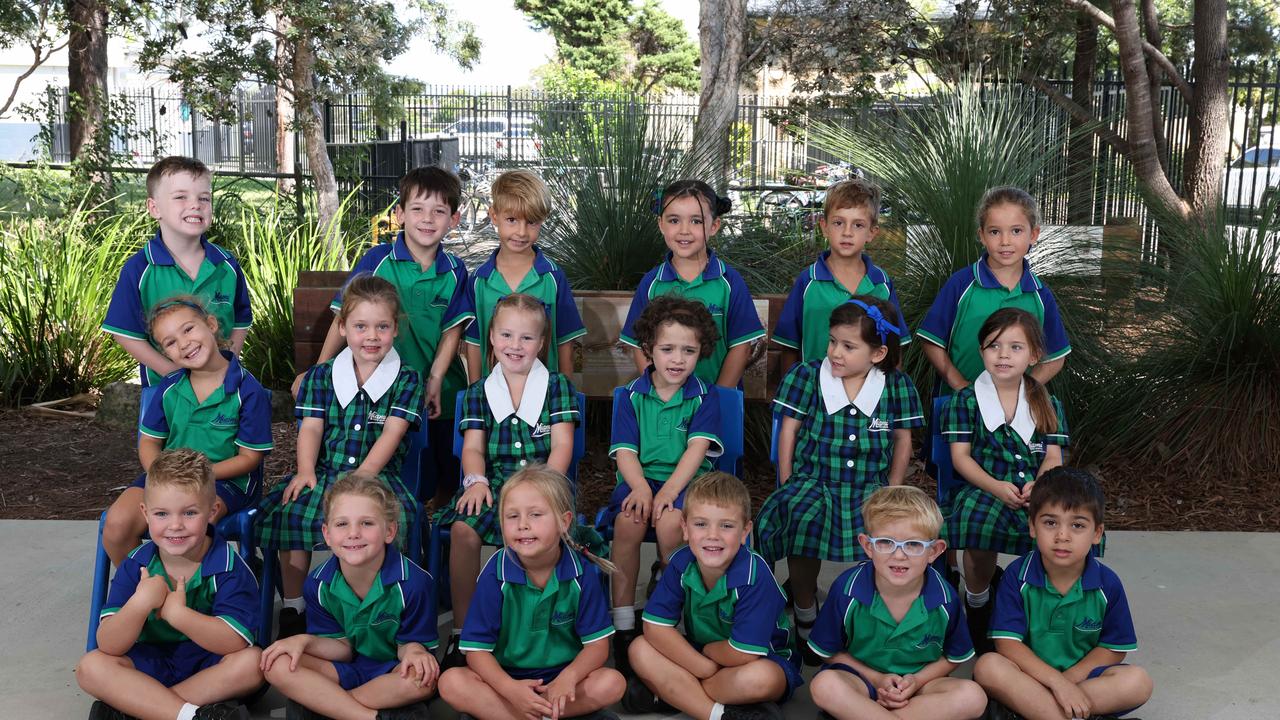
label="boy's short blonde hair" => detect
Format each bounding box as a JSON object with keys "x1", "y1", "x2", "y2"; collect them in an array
[
  {"x1": 146, "y1": 155, "x2": 211, "y2": 198},
  {"x1": 490, "y1": 169, "x2": 552, "y2": 224},
  {"x1": 823, "y1": 177, "x2": 881, "y2": 225},
  {"x1": 861, "y1": 485, "x2": 942, "y2": 538},
  {"x1": 145, "y1": 448, "x2": 216, "y2": 500},
  {"x1": 683, "y1": 471, "x2": 752, "y2": 524},
  {"x1": 323, "y1": 472, "x2": 402, "y2": 526}
]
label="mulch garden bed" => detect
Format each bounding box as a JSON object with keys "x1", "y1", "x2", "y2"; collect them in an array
[{"x1": 1, "y1": 407, "x2": 1275, "y2": 532}]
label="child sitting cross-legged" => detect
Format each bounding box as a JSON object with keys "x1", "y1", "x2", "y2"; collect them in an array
[
  {"x1": 76, "y1": 449, "x2": 263, "y2": 720},
  {"x1": 262, "y1": 472, "x2": 440, "y2": 720},
  {"x1": 627, "y1": 471, "x2": 803, "y2": 720},
  {"x1": 808, "y1": 485, "x2": 987, "y2": 720}
]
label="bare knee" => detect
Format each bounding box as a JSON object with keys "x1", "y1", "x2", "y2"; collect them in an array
[
  {"x1": 263, "y1": 653, "x2": 298, "y2": 685},
  {"x1": 451, "y1": 522, "x2": 480, "y2": 551},
  {"x1": 628, "y1": 636, "x2": 660, "y2": 674},
  {"x1": 438, "y1": 667, "x2": 479, "y2": 705},
  {"x1": 1111, "y1": 664, "x2": 1154, "y2": 702},
  {"x1": 219, "y1": 646, "x2": 264, "y2": 685},
  {"x1": 949, "y1": 678, "x2": 990, "y2": 717},
  {"x1": 586, "y1": 667, "x2": 626, "y2": 704},
  {"x1": 810, "y1": 668, "x2": 864, "y2": 709},
  {"x1": 75, "y1": 651, "x2": 123, "y2": 692},
  {"x1": 973, "y1": 651, "x2": 1017, "y2": 687}
]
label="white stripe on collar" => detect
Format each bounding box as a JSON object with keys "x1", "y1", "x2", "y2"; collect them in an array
[
  {"x1": 484, "y1": 359, "x2": 549, "y2": 427},
  {"x1": 332, "y1": 347, "x2": 402, "y2": 408},
  {"x1": 819, "y1": 358, "x2": 885, "y2": 416},
  {"x1": 973, "y1": 371, "x2": 1036, "y2": 444}
]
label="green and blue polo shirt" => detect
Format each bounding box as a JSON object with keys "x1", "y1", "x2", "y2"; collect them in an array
[
  {"x1": 990, "y1": 551, "x2": 1138, "y2": 671},
  {"x1": 609, "y1": 369, "x2": 723, "y2": 485},
  {"x1": 102, "y1": 532, "x2": 259, "y2": 647},
  {"x1": 619, "y1": 250, "x2": 766, "y2": 385},
  {"x1": 103, "y1": 232, "x2": 253, "y2": 387},
  {"x1": 332, "y1": 234, "x2": 469, "y2": 419},
  {"x1": 460, "y1": 544, "x2": 614, "y2": 674},
  {"x1": 917, "y1": 253, "x2": 1070, "y2": 383},
  {"x1": 808, "y1": 562, "x2": 974, "y2": 674},
  {"x1": 139, "y1": 352, "x2": 273, "y2": 496},
  {"x1": 305, "y1": 544, "x2": 439, "y2": 659},
  {"x1": 773, "y1": 252, "x2": 910, "y2": 362}
]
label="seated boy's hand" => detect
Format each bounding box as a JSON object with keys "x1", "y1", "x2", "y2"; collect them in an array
[
  {"x1": 537, "y1": 672, "x2": 577, "y2": 720},
  {"x1": 992, "y1": 481, "x2": 1025, "y2": 510},
  {"x1": 397, "y1": 648, "x2": 439, "y2": 689},
  {"x1": 133, "y1": 567, "x2": 169, "y2": 610},
  {"x1": 501, "y1": 678, "x2": 554, "y2": 720},
  {"x1": 260, "y1": 634, "x2": 311, "y2": 673},
  {"x1": 1049, "y1": 675, "x2": 1091, "y2": 719},
  {"x1": 456, "y1": 483, "x2": 493, "y2": 516},
  {"x1": 282, "y1": 472, "x2": 318, "y2": 504},
  {"x1": 652, "y1": 485, "x2": 681, "y2": 525},
  {"x1": 158, "y1": 575, "x2": 188, "y2": 623},
  {"x1": 877, "y1": 673, "x2": 918, "y2": 709},
  {"x1": 621, "y1": 485, "x2": 653, "y2": 525}
]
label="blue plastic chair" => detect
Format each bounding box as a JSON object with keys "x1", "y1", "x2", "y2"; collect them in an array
[
  {"x1": 427, "y1": 390, "x2": 587, "y2": 610},
  {"x1": 931, "y1": 396, "x2": 963, "y2": 514}
]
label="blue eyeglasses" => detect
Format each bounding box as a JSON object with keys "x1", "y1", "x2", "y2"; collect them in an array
[{"x1": 866, "y1": 537, "x2": 938, "y2": 556}]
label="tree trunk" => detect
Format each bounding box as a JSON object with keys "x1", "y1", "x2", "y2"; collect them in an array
[
  {"x1": 691, "y1": 0, "x2": 746, "y2": 192},
  {"x1": 275, "y1": 12, "x2": 296, "y2": 195},
  {"x1": 65, "y1": 0, "x2": 108, "y2": 163},
  {"x1": 1068, "y1": 13, "x2": 1098, "y2": 224},
  {"x1": 1181, "y1": 0, "x2": 1230, "y2": 220},
  {"x1": 292, "y1": 34, "x2": 340, "y2": 245},
  {"x1": 1139, "y1": 0, "x2": 1169, "y2": 175}
]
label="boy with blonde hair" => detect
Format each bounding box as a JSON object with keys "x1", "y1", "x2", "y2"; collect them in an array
[
  {"x1": 77, "y1": 449, "x2": 263, "y2": 720},
  {"x1": 808, "y1": 485, "x2": 986, "y2": 720},
  {"x1": 628, "y1": 472, "x2": 802, "y2": 720}
]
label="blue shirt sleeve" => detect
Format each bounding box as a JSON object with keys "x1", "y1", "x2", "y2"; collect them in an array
[
  {"x1": 138, "y1": 380, "x2": 174, "y2": 439},
  {"x1": 917, "y1": 270, "x2": 965, "y2": 348},
  {"x1": 608, "y1": 387, "x2": 640, "y2": 457},
  {"x1": 459, "y1": 555, "x2": 504, "y2": 652},
  {"x1": 722, "y1": 267, "x2": 765, "y2": 347},
  {"x1": 453, "y1": 275, "x2": 480, "y2": 342},
  {"x1": 771, "y1": 272, "x2": 808, "y2": 350},
  {"x1": 210, "y1": 555, "x2": 261, "y2": 646},
  {"x1": 304, "y1": 570, "x2": 345, "y2": 638},
  {"x1": 235, "y1": 377, "x2": 274, "y2": 451},
  {"x1": 687, "y1": 386, "x2": 724, "y2": 456},
  {"x1": 727, "y1": 567, "x2": 785, "y2": 656},
  {"x1": 1037, "y1": 285, "x2": 1071, "y2": 362},
  {"x1": 641, "y1": 549, "x2": 688, "y2": 627},
  {"x1": 807, "y1": 571, "x2": 853, "y2": 658},
  {"x1": 102, "y1": 553, "x2": 145, "y2": 617},
  {"x1": 228, "y1": 256, "x2": 253, "y2": 329},
  {"x1": 331, "y1": 249, "x2": 385, "y2": 311},
  {"x1": 941, "y1": 581, "x2": 975, "y2": 662},
  {"x1": 395, "y1": 568, "x2": 440, "y2": 651},
  {"x1": 1098, "y1": 567, "x2": 1139, "y2": 652},
  {"x1": 574, "y1": 562, "x2": 615, "y2": 644},
  {"x1": 552, "y1": 267, "x2": 586, "y2": 344},
  {"x1": 989, "y1": 556, "x2": 1030, "y2": 642},
  {"x1": 102, "y1": 254, "x2": 148, "y2": 340},
  {"x1": 618, "y1": 269, "x2": 657, "y2": 348}
]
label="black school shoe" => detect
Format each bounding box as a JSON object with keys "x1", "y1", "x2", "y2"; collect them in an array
[
  {"x1": 277, "y1": 607, "x2": 307, "y2": 640},
  {"x1": 193, "y1": 702, "x2": 250, "y2": 720},
  {"x1": 966, "y1": 565, "x2": 1003, "y2": 655},
  {"x1": 565, "y1": 711, "x2": 622, "y2": 720},
  {"x1": 284, "y1": 699, "x2": 324, "y2": 720},
  {"x1": 375, "y1": 701, "x2": 430, "y2": 720},
  {"x1": 722, "y1": 702, "x2": 785, "y2": 720},
  {"x1": 611, "y1": 627, "x2": 640, "y2": 677},
  {"x1": 619, "y1": 675, "x2": 677, "y2": 714},
  {"x1": 87, "y1": 701, "x2": 134, "y2": 720},
  {"x1": 441, "y1": 634, "x2": 466, "y2": 671}
]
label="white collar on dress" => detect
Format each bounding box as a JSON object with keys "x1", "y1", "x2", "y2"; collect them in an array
[
  {"x1": 973, "y1": 370, "x2": 1036, "y2": 444},
  {"x1": 484, "y1": 359, "x2": 549, "y2": 427},
  {"x1": 332, "y1": 347, "x2": 401, "y2": 408},
  {"x1": 819, "y1": 358, "x2": 885, "y2": 416}
]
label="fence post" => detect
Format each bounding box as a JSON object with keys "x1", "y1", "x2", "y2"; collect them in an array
[
  {"x1": 149, "y1": 88, "x2": 158, "y2": 160},
  {"x1": 237, "y1": 88, "x2": 246, "y2": 173},
  {"x1": 323, "y1": 99, "x2": 332, "y2": 143},
  {"x1": 507, "y1": 84, "x2": 513, "y2": 163}
]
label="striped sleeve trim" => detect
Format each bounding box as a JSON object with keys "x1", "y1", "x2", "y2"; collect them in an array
[
  {"x1": 947, "y1": 648, "x2": 976, "y2": 663},
  {"x1": 916, "y1": 329, "x2": 947, "y2": 348},
  {"x1": 1100, "y1": 641, "x2": 1138, "y2": 653},
  {"x1": 618, "y1": 334, "x2": 640, "y2": 349},
  {"x1": 1042, "y1": 346, "x2": 1072, "y2": 362},
  {"x1": 138, "y1": 426, "x2": 167, "y2": 440},
  {"x1": 101, "y1": 323, "x2": 148, "y2": 340},
  {"x1": 641, "y1": 611, "x2": 678, "y2": 627},
  {"x1": 443, "y1": 312, "x2": 475, "y2": 332},
  {"x1": 770, "y1": 335, "x2": 800, "y2": 349},
  {"x1": 99, "y1": 607, "x2": 121, "y2": 620},
  {"x1": 391, "y1": 405, "x2": 422, "y2": 421},
  {"x1": 771, "y1": 398, "x2": 806, "y2": 416},
  {"x1": 235, "y1": 439, "x2": 274, "y2": 451},
  {"x1": 727, "y1": 328, "x2": 767, "y2": 347},
  {"x1": 232, "y1": 321, "x2": 252, "y2": 330},
  {"x1": 217, "y1": 615, "x2": 255, "y2": 646},
  {"x1": 581, "y1": 626, "x2": 615, "y2": 645},
  {"x1": 728, "y1": 638, "x2": 769, "y2": 656},
  {"x1": 459, "y1": 640, "x2": 495, "y2": 652},
  {"x1": 989, "y1": 630, "x2": 1024, "y2": 642},
  {"x1": 688, "y1": 432, "x2": 723, "y2": 457},
  {"x1": 894, "y1": 414, "x2": 925, "y2": 427},
  {"x1": 806, "y1": 637, "x2": 838, "y2": 658},
  {"x1": 899, "y1": 334, "x2": 913, "y2": 345},
  {"x1": 548, "y1": 409, "x2": 579, "y2": 420},
  {"x1": 557, "y1": 327, "x2": 588, "y2": 344},
  {"x1": 608, "y1": 442, "x2": 639, "y2": 458}
]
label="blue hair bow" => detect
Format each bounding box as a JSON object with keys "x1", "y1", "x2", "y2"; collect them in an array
[{"x1": 846, "y1": 299, "x2": 901, "y2": 343}]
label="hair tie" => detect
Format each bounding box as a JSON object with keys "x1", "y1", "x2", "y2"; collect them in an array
[
  {"x1": 151, "y1": 298, "x2": 205, "y2": 315},
  {"x1": 846, "y1": 299, "x2": 901, "y2": 344},
  {"x1": 650, "y1": 189, "x2": 665, "y2": 216}
]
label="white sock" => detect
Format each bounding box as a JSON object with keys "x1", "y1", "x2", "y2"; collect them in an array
[
  {"x1": 175, "y1": 704, "x2": 198, "y2": 720},
  {"x1": 966, "y1": 586, "x2": 990, "y2": 608},
  {"x1": 612, "y1": 605, "x2": 636, "y2": 632},
  {"x1": 795, "y1": 603, "x2": 818, "y2": 624},
  {"x1": 709, "y1": 702, "x2": 725, "y2": 720},
  {"x1": 451, "y1": 628, "x2": 462, "y2": 637},
  {"x1": 281, "y1": 596, "x2": 305, "y2": 612}
]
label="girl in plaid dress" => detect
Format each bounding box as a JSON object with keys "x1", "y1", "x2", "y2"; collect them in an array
[
  {"x1": 258, "y1": 274, "x2": 424, "y2": 637},
  {"x1": 755, "y1": 297, "x2": 923, "y2": 647},
  {"x1": 944, "y1": 308, "x2": 1068, "y2": 650},
  {"x1": 437, "y1": 293, "x2": 581, "y2": 667}
]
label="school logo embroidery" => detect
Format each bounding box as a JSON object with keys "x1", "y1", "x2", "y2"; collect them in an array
[
  {"x1": 532, "y1": 422, "x2": 552, "y2": 437},
  {"x1": 718, "y1": 607, "x2": 735, "y2": 622},
  {"x1": 551, "y1": 611, "x2": 575, "y2": 626},
  {"x1": 914, "y1": 632, "x2": 944, "y2": 650},
  {"x1": 211, "y1": 291, "x2": 231, "y2": 304},
  {"x1": 1028, "y1": 441, "x2": 1045, "y2": 454},
  {"x1": 1074, "y1": 617, "x2": 1103, "y2": 632},
  {"x1": 868, "y1": 418, "x2": 891, "y2": 432},
  {"x1": 367, "y1": 410, "x2": 388, "y2": 425},
  {"x1": 210, "y1": 413, "x2": 238, "y2": 428},
  {"x1": 706, "y1": 303, "x2": 725, "y2": 315},
  {"x1": 676, "y1": 420, "x2": 689, "y2": 432},
  {"x1": 372, "y1": 611, "x2": 398, "y2": 625}
]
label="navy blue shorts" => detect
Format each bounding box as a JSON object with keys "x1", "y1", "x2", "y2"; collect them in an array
[
  {"x1": 126, "y1": 641, "x2": 221, "y2": 686},
  {"x1": 764, "y1": 652, "x2": 805, "y2": 703},
  {"x1": 1087, "y1": 663, "x2": 1145, "y2": 716},
  {"x1": 816, "y1": 662, "x2": 878, "y2": 701},
  {"x1": 131, "y1": 472, "x2": 254, "y2": 515},
  {"x1": 505, "y1": 664, "x2": 567, "y2": 685},
  {"x1": 333, "y1": 655, "x2": 400, "y2": 690},
  {"x1": 600, "y1": 479, "x2": 687, "y2": 530}
]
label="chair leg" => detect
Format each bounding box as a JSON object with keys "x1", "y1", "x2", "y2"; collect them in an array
[
  {"x1": 86, "y1": 511, "x2": 111, "y2": 652},
  {"x1": 258, "y1": 550, "x2": 278, "y2": 646}
]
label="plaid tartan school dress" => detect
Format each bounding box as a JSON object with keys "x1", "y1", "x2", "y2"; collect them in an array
[
  {"x1": 942, "y1": 372, "x2": 1069, "y2": 555},
  {"x1": 257, "y1": 348, "x2": 422, "y2": 550},
  {"x1": 434, "y1": 360, "x2": 580, "y2": 545},
  {"x1": 755, "y1": 359, "x2": 924, "y2": 563}
]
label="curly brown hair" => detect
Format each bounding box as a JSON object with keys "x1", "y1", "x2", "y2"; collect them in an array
[{"x1": 632, "y1": 294, "x2": 719, "y2": 361}]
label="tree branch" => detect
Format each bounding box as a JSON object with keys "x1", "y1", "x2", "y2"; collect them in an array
[
  {"x1": 0, "y1": 38, "x2": 69, "y2": 119},
  {"x1": 1063, "y1": 0, "x2": 1192, "y2": 102},
  {"x1": 1019, "y1": 70, "x2": 1130, "y2": 156}
]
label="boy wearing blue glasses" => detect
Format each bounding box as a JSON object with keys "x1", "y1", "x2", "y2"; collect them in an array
[{"x1": 808, "y1": 486, "x2": 987, "y2": 720}]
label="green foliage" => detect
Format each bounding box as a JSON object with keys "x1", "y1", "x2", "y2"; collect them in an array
[
  {"x1": 517, "y1": 0, "x2": 629, "y2": 80},
  {"x1": 626, "y1": 0, "x2": 699, "y2": 94},
  {"x1": 0, "y1": 199, "x2": 138, "y2": 405}
]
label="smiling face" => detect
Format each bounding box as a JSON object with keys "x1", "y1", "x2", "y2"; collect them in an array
[
  {"x1": 339, "y1": 299, "x2": 398, "y2": 365},
  {"x1": 152, "y1": 305, "x2": 221, "y2": 371},
  {"x1": 682, "y1": 500, "x2": 751, "y2": 574},
  {"x1": 500, "y1": 480, "x2": 571, "y2": 564},
  {"x1": 147, "y1": 171, "x2": 212, "y2": 242},
  {"x1": 859, "y1": 518, "x2": 944, "y2": 592},
  {"x1": 659, "y1": 195, "x2": 719, "y2": 262},
  {"x1": 980, "y1": 323, "x2": 1038, "y2": 384},
  {"x1": 647, "y1": 321, "x2": 700, "y2": 391},
  {"x1": 491, "y1": 205, "x2": 542, "y2": 256},
  {"x1": 490, "y1": 305, "x2": 545, "y2": 375},
  {"x1": 827, "y1": 322, "x2": 887, "y2": 379},
  {"x1": 141, "y1": 483, "x2": 216, "y2": 562},
  {"x1": 980, "y1": 202, "x2": 1040, "y2": 273},
  {"x1": 395, "y1": 190, "x2": 459, "y2": 257},
  {"x1": 1030, "y1": 501, "x2": 1103, "y2": 573},
  {"x1": 820, "y1": 204, "x2": 879, "y2": 260},
  {"x1": 321, "y1": 492, "x2": 395, "y2": 569}
]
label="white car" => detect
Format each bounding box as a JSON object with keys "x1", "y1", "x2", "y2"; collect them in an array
[
  {"x1": 1223, "y1": 145, "x2": 1280, "y2": 210},
  {"x1": 442, "y1": 115, "x2": 541, "y2": 161}
]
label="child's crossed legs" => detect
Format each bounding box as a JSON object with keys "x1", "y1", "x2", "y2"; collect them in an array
[
  {"x1": 809, "y1": 662, "x2": 986, "y2": 720},
  {"x1": 76, "y1": 644, "x2": 262, "y2": 720},
  {"x1": 628, "y1": 636, "x2": 786, "y2": 720},
  {"x1": 439, "y1": 665, "x2": 624, "y2": 720},
  {"x1": 975, "y1": 653, "x2": 1152, "y2": 720},
  {"x1": 264, "y1": 652, "x2": 435, "y2": 720}
]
